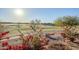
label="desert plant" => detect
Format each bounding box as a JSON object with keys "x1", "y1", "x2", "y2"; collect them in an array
[
  {"x1": 30, "y1": 19, "x2": 43, "y2": 49},
  {"x1": 16, "y1": 20, "x2": 44, "y2": 49},
  {"x1": 30, "y1": 19, "x2": 43, "y2": 37}
]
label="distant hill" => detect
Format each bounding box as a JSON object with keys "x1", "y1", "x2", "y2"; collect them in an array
[
  {"x1": 0, "y1": 22, "x2": 29, "y2": 24},
  {"x1": 0, "y1": 22, "x2": 55, "y2": 26}
]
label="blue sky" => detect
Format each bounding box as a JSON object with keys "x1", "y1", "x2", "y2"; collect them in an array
[{"x1": 0, "y1": 8, "x2": 79, "y2": 23}]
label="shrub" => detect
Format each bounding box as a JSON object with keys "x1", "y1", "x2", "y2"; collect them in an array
[{"x1": 54, "y1": 16, "x2": 79, "y2": 41}]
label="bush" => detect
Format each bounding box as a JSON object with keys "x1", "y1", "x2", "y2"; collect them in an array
[{"x1": 54, "y1": 16, "x2": 79, "y2": 41}]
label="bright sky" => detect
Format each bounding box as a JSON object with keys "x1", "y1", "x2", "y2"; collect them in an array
[{"x1": 0, "y1": 8, "x2": 79, "y2": 23}]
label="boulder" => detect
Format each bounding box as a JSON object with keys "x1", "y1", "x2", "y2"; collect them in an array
[{"x1": 46, "y1": 33, "x2": 64, "y2": 40}]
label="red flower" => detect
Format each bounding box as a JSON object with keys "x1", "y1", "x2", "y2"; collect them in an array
[
  {"x1": 17, "y1": 44, "x2": 23, "y2": 50},
  {"x1": 7, "y1": 44, "x2": 32, "y2": 50},
  {"x1": 12, "y1": 45, "x2": 17, "y2": 50},
  {"x1": 8, "y1": 45, "x2": 12, "y2": 50},
  {"x1": 2, "y1": 31, "x2": 9, "y2": 35},
  {"x1": 2, "y1": 41, "x2": 8, "y2": 47},
  {"x1": 0, "y1": 31, "x2": 9, "y2": 38}
]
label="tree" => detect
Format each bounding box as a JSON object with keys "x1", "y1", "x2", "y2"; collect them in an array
[
  {"x1": 54, "y1": 17, "x2": 63, "y2": 26},
  {"x1": 54, "y1": 16, "x2": 79, "y2": 41}
]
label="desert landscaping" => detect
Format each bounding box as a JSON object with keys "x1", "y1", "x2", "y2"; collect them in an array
[{"x1": 0, "y1": 16, "x2": 79, "y2": 50}]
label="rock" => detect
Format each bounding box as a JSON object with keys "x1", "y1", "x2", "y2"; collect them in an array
[{"x1": 46, "y1": 33, "x2": 64, "y2": 40}]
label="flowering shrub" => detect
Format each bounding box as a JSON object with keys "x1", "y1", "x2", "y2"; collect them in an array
[
  {"x1": 7, "y1": 44, "x2": 30, "y2": 50},
  {"x1": 0, "y1": 20, "x2": 49, "y2": 50},
  {"x1": 2, "y1": 41, "x2": 8, "y2": 47},
  {"x1": 23, "y1": 33, "x2": 49, "y2": 50},
  {"x1": 0, "y1": 31, "x2": 9, "y2": 38}
]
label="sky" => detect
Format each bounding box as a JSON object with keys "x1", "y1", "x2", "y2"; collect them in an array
[{"x1": 0, "y1": 8, "x2": 79, "y2": 23}]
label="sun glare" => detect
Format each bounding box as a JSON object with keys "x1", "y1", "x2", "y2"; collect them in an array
[{"x1": 14, "y1": 9, "x2": 24, "y2": 16}]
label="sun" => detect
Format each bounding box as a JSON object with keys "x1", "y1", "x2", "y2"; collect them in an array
[{"x1": 14, "y1": 9, "x2": 24, "y2": 16}]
